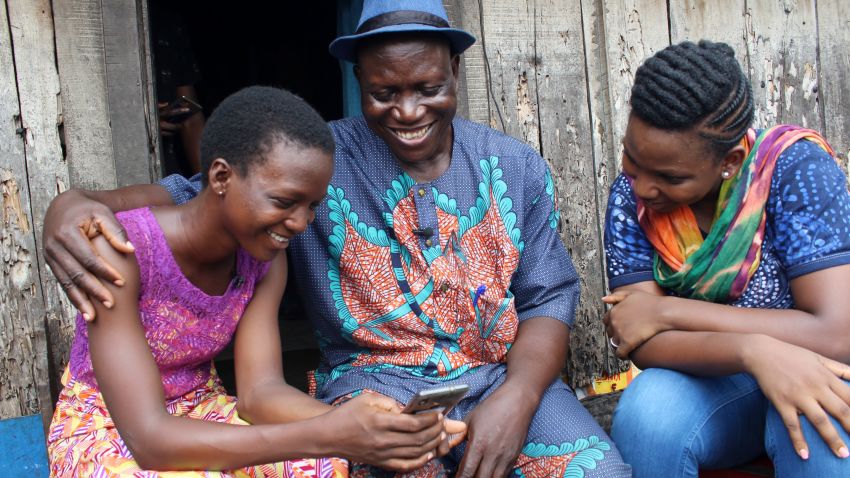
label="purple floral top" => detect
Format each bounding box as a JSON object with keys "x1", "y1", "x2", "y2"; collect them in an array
[{"x1": 68, "y1": 207, "x2": 270, "y2": 399}]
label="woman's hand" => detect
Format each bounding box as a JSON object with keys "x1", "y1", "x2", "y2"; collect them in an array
[
  {"x1": 324, "y1": 393, "x2": 448, "y2": 472},
  {"x1": 603, "y1": 289, "x2": 671, "y2": 358},
  {"x1": 744, "y1": 334, "x2": 850, "y2": 460},
  {"x1": 43, "y1": 189, "x2": 134, "y2": 320}
]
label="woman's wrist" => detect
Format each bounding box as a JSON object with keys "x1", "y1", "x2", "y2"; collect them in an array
[
  {"x1": 739, "y1": 333, "x2": 773, "y2": 374},
  {"x1": 656, "y1": 295, "x2": 680, "y2": 332},
  {"x1": 299, "y1": 413, "x2": 334, "y2": 457}
]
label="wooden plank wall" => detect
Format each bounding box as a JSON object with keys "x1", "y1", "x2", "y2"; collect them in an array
[
  {"x1": 0, "y1": 0, "x2": 157, "y2": 424},
  {"x1": 449, "y1": 0, "x2": 850, "y2": 388},
  {"x1": 0, "y1": 0, "x2": 53, "y2": 426}
]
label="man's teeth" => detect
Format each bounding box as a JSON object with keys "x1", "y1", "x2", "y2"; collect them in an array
[
  {"x1": 395, "y1": 125, "x2": 430, "y2": 140},
  {"x1": 268, "y1": 230, "x2": 288, "y2": 243}
]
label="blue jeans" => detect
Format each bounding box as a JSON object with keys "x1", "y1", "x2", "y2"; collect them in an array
[{"x1": 611, "y1": 368, "x2": 850, "y2": 478}]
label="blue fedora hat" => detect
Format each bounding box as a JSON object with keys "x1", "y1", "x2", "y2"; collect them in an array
[{"x1": 329, "y1": 0, "x2": 476, "y2": 63}]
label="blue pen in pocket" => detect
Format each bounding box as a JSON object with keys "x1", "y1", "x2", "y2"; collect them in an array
[{"x1": 472, "y1": 284, "x2": 487, "y2": 308}]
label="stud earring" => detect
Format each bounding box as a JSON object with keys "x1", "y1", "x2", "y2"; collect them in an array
[
  {"x1": 721, "y1": 171, "x2": 731, "y2": 179},
  {"x1": 218, "y1": 190, "x2": 225, "y2": 196}
]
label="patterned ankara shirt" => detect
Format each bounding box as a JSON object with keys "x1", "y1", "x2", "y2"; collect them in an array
[
  {"x1": 604, "y1": 136, "x2": 850, "y2": 308},
  {"x1": 161, "y1": 116, "x2": 579, "y2": 405}
]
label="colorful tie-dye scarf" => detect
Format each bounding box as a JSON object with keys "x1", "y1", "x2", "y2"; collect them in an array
[{"x1": 636, "y1": 125, "x2": 834, "y2": 302}]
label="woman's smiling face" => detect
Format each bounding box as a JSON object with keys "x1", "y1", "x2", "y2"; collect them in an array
[
  {"x1": 220, "y1": 140, "x2": 332, "y2": 262},
  {"x1": 621, "y1": 115, "x2": 730, "y2": 214}
]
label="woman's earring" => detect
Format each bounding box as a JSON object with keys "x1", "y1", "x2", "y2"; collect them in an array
[
  {"x1": 218, "y1": 190, "x2": 225, "y2": 196},
  {"x1": 721, "y1": 171, "x2": 731, "y2": 179}
]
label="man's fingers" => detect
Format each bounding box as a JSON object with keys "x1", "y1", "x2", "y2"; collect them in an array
[
  {"x1": 97, "y1": 219, "x2": 134, "y2": 254},
  {"x1": 492, "y1": 456, "x2": 515, "y2": 478},
  {"x1": 70, "y1": 269, "x2": 115, "y2": 309},
  {"x1": 59, "y1": 233, "x2": 122, "y2": 287},
  {"x1": 778, "y1": 406, "x2": 810, "y2": 460},
  {"x1": 63, "y1": 281, "x2": 97, "y2": 321},
  {"x1": 45, "y1": 255, "x2": 95, "y2": 319},
  {"x1": 456, "y1": 442, "x2": 483, "y2": 478},
  {"x1": 475, "y1": 455, "x2": 499, "y2": 478},
  {"x1": 50, "y1": 255, "x2": 113, "y2": 311}
]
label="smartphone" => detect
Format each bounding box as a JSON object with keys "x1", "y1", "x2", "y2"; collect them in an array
[
  {"x1": 402, "y1": 383, "x2": 469, "y2": 415},
  {"x1": 163, "y1": 95, "x2": 203, "y2": 123}
]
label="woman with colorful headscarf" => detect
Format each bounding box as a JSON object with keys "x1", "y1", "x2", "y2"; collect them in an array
[{"x1": 603, "y1": 40, "x2": 850, "y2": 477}]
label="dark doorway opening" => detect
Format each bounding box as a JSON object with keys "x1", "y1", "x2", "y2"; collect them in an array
[
  {"x1": 149, "y1": 0, "x2": 344, "y2": 177},
  {"x1": 148, "y1": 0, "x2": 343, "y2": 392},
  {"x1": 174, "y1": 1, "x2": 343, "y2": 122}
]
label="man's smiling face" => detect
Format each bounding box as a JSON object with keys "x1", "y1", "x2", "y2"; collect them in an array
[{"x1": 356, "y1": 33, "x2": 459, "y2": 171}]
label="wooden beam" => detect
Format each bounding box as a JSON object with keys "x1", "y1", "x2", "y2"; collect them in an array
[
  {"x1": 52, "y1": 0, "x2": 118, "y2": 190},
  {"x1": 3, "y1": 0, "x2": 67, "y2": 427},
  {"x1": 599, "y1": 0, "x2": 669, "y2": 171},
  {"x1": 578, "y1": 0, "x2": 634, "y2": 383},
  {"x1": 454, "y1": 0, "x2": 496, "y2": 127},
  {"x1": 442, "y1": 0, "x2": 470, "y2": 120},
  {"x1": 815, "y1": 1, "x2": 850, "y2": 176},
  {"x1": 744, "y1": 0, "x2": 821, "y2": 131},
  {"x1": 101, "y1": 0, "x2": 159, "y2": 186},
  {"x1": 668, "y1": 0, "x2": 747, "y2": 59}
]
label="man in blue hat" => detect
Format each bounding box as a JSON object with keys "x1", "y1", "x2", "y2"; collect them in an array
[{"x1": 42, "y1": 0, "x2": 630, "y2": 476}]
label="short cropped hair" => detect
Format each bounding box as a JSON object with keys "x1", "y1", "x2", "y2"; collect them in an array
[
  {"x1": 630, "y1": 40, "x2": 754, "y2": 157},
  {"x1": 199, "y1": 86, "x2": 334, "y2": 186}
]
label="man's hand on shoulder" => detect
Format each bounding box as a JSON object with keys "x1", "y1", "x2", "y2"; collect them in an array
[{"x1": 43, "y1": 188, "x2": 135, "y2": 321}]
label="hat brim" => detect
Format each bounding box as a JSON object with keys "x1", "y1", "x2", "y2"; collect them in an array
[{"x1": 329, "y1": 24, "x2": 476, "y2": 63}]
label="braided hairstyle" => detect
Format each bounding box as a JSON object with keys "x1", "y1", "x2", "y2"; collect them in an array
[
  {"x1": 199, "y1": 86, "x2": 334, "y2": 186},
  {"x1": 630, "y1": 40, "x2": 754, "y2": 158}
]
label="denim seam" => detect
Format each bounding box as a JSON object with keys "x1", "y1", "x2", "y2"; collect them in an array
[{"x1": 678, "y1": 382, "x2": 764, "y2": 476}]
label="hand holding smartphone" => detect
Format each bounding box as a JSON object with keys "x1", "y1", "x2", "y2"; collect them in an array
[
  {"x1": 160, "y1": 95, "x2": 202, "y2": 124},
  {"x1": 402, "y1": 384, "x2": 469, "y2": 415}
]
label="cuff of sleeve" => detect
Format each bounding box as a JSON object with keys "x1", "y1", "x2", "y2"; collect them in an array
[
  {"x1": 786, "y1": 251, "x2": 850, "y2": 280},
  {"x1": 608, "y1": 270, "x2": 655, "y2": 290},
  {"x1": 517, "y1": 304, "x2": 574, "y2": 328}
]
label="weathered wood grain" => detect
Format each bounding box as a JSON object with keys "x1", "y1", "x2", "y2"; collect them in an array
[
  {"x1": 477, "y1": 0, "x2": 541, "y2": 148},
  {"x1": 744, "y1": 0, "x2": 820, "y2": 131},
  {"x1": 442, "y1": 0, "x2": 470, "y2": 120},
  {"x1": 668, "y1": 0, "x2": 747, "y2": 58},
  {"x1": 579, "y1": 0, "x2": 632, "y2": 381},
  {"x1": 52, "y1": 0, "x2": 118, "y2": 191},
  {"x1": 136, "y1": 0, "x2": 161, "y2": 181},
  {"x1": 815, "y1": 1, "x2": 850, "y2": 176},
  {"x1": 101, "y1": 0, "x2": 158, "y2": 186},
  {"x1": 533, "y1": 0, "x2": 628, "y2": 386},
  {"x1": 3, "y1": 0, "x2": 66, "y2": 426},
  {"x1": 599, "y1": 0, "x2": 670, "y2": 170},
  {"x1": 453, "y1": 0, "x2": 494, "y2": 127}
]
